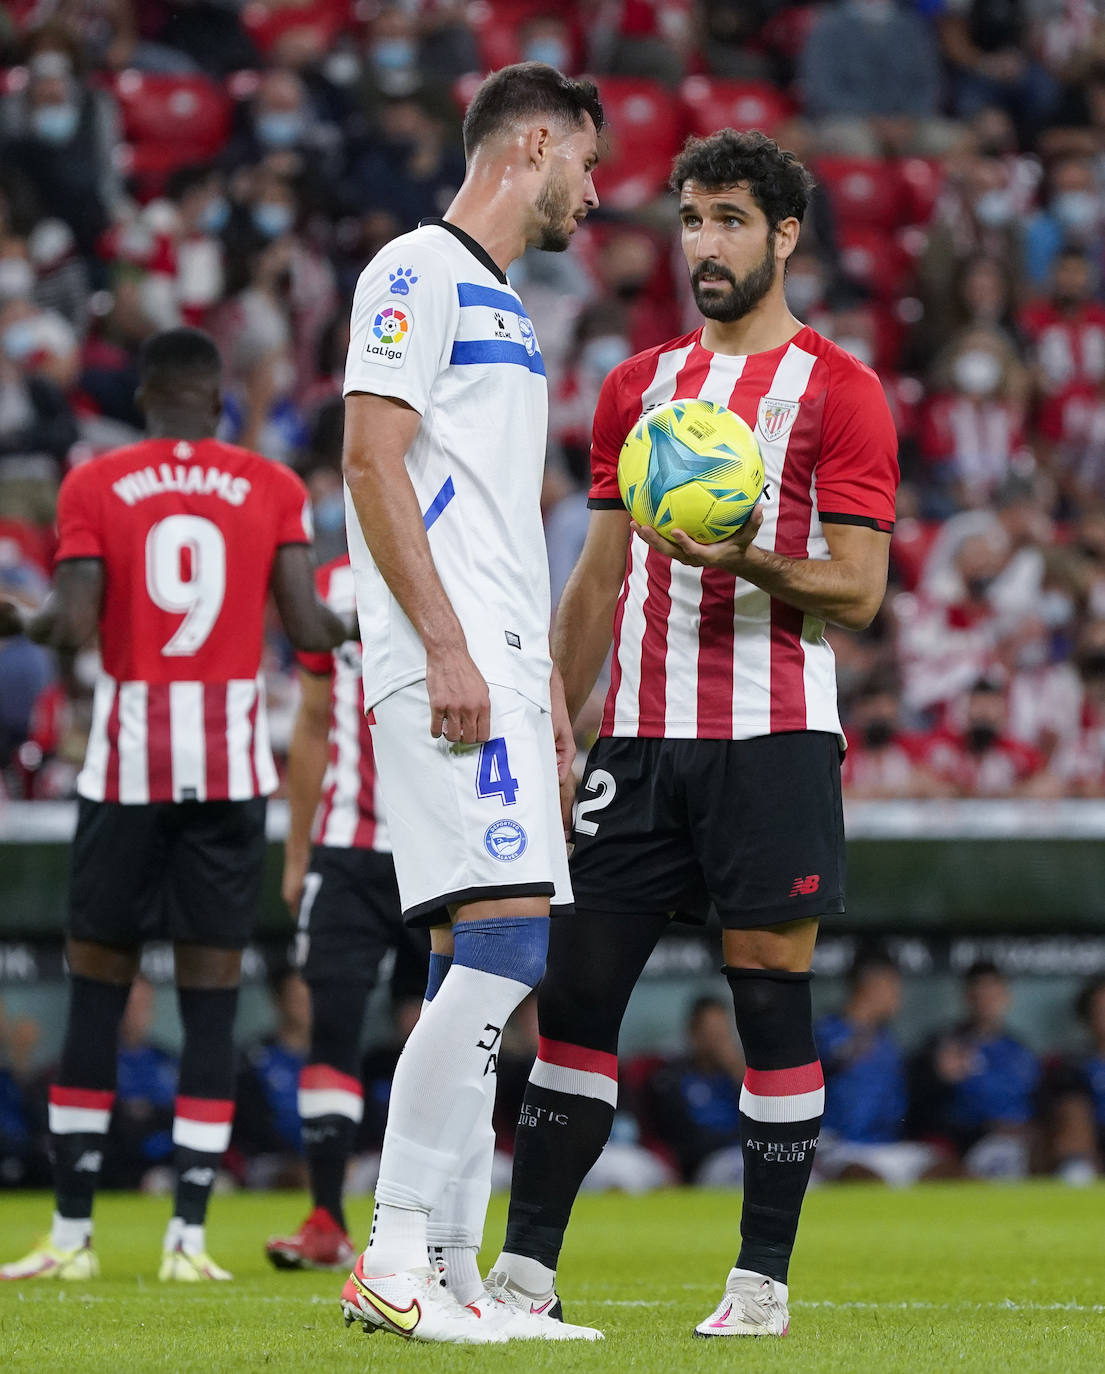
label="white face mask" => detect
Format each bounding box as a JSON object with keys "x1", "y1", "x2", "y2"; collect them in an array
[
  {"x1": 974, "y1": 189, "x2": 1014, "y2": 229},
  {"x1": 1053, "y1": 190, "x2": 1100, "y2": 232},
  {"x1": 954, "y1": 349, "x2": 1002, "y2": 395},
  {"x1": 580, "y1": 335, "x2": 631, "y2": 380},
  {"x1": 0, "y1": 258, "x2": 35, "y2": 301},
  {"x1": 835, "y1": 335, "x2": 875, "y2": 368}
]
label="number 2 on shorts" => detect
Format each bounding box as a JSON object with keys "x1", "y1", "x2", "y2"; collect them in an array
[{"x1": 476, "y1": 736, "x2": 519, "y2": 806}]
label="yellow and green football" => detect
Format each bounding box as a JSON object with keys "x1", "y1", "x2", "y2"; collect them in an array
[{"x1": 617, "y1": 398, "x2": 765, "y2": 544}]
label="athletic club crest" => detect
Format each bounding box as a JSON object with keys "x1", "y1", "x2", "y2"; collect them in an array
[{"x1": 757, "y1": 396, "x2": 800, "y2": 442}]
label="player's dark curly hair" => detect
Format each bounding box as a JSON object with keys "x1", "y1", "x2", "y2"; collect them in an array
[
  {"x1": 670, "y1": 129, "x2": 815, "y2": 233},
  {"x1": 463, "y1": 62, "x2": 604, "y2": 156}
]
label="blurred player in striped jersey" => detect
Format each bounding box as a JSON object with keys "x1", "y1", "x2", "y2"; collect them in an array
[
  {"x1": 490, "y1": 130, "x2": 900, "y2": 1337},
  {"x1": 0, "y1": 328, "x2": 350, "y2": 1282},
  {"x1": 264, "y1": 552, "x2": 429, "y2": 1271}
]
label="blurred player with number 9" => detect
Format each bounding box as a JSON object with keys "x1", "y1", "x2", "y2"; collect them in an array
[{"x1": 0, "y1": 327, "x2": 352, "y2": 1283}]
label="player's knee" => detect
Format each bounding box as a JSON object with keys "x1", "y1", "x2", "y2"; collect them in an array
[
  {"x1": 65, "y1": 939, "x2": 140, "y2": 986},
  {"x1": 174, "y1": 943, "x2": 242, "y2": 989},
  {"x1": 453, "y1": 914, "x2": 549, "y2": 989}
]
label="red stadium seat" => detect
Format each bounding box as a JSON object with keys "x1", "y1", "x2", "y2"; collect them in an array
[
  {"x1": 594, "y1": 78, "x2": 682, "y2": 212},
  {"x1": 111, "y1": 72, "x2": 232, "y2": 190},
  {"x1": 679, "y1": 77, "x2": 795, "y2": 138},
  {"x1": 240, "y1": 0, "x2": 350, "y2": 55},
  {"x1": 838, "y1": 227, "x2": 914, "y2": 300},
  {"x1": 816, "y1": 156, "x2": 902, "y2": 232},
  {"x1": 897, "y1": 157, "x2": 944, "y2": 227}
]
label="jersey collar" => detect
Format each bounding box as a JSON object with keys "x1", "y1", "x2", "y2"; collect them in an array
[{"x1": 419, "y1": 217, "x2": 508, "y2": 285}]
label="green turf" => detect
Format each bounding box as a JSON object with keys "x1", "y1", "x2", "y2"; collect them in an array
[{"x1": 1, "y1": 1184, "x2": 1102, "y2": 1372}]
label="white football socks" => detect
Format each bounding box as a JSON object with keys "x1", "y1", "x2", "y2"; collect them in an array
[
  {"x1": 427, "y1": 1089, "x2": 496, "y2": 1305},
  {"x1": 51, "y1": 1213, "x2": 91, "y2": 1252},
  {"x1": 163, "y1": 1217, "x2": 207, "y2": 1256},
  {"x1": 493, "y1": 1250, "x2": 558, "y2": 1297},
  {"x1": 365, "y1": 963, "x2": 530, "y2": 1275}
]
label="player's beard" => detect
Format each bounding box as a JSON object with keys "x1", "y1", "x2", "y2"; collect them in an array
[
  {"x1": 534, "y1": 167, "x2": 573, "y2": 252},
  {"x1": 692, "y1": 237, "x2": 778, "y2": 322}
]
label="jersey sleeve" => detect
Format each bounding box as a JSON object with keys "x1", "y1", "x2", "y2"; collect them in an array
[
  {"x1": 296, "y1": 563, "x2": 336, "y2": 674},
  {"x1": 343, "y1": 241, "x2": 459, "y2": 414},
  {"x1": 587, "y1": 363, "x2": 638, "y2": 509},
  {"x1": 54, "y1": 463, "x2": 105, "y2": 562},
  {"x1": 814, "y1": 360, "x2": 900, "y2": 533},
  {"x1": 270, "y1": 463, "x2": 313, "y2": 547}
]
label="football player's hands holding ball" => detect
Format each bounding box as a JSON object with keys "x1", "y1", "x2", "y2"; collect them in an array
[{"x1": 633, "y1": 501, "x2": 764, "y2": 571}]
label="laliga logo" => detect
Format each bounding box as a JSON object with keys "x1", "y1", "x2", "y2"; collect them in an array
[
  {"x1": 373, "y1": 306, "x2": 409, "y2": 344},
  {"x1": 484, "y1": 819, "x2": 528, "y2": 862}
]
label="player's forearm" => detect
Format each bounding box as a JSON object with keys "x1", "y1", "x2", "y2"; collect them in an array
[
  {"x1": 732, "y1": 546, "x2": 884, "y2": 632},
  {"x1": 344, "y1": 451, "x2": 467, "y2": 654},
  {"x1": 552, "y1": 571, "x2": 619, "y2": 722},
  {"x1": 285, "y1": 710, "x2": 330, "y2": 866}
]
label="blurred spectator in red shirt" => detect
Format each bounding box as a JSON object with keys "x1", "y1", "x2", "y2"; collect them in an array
[
  {"x1": 1049, "y1": 618, "x2": 1105, "y2": 796},
  {"x1": 917, "y1": 677, "x2": 1057, "y2": 797},
  {"x1": 841, "y1": 675, "x2": 941, "y2": 798},
  {"x1": 920, "y1": 324, "x2": 1030, "y2": 510},
  {"x1": 589, "y1": 0, "x2": 694, "y2": 86}
]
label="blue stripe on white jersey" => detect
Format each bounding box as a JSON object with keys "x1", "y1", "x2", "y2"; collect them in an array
[
  {"x1": 450, "y1": 338, "x2": 546, "y2": 375},
  {"x1": 456, "y1": 282, "x2": 528, "y2": 314}
]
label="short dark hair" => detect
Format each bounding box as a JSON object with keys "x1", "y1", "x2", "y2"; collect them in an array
[
  {"x1": 138, "y1": 327, "x2": 221, "y2": 389},
  {"x1": 670, "y1": 129, "x2": 815, "y2": 233},
  {"x1": 964, "y1": 959, "x2": 1003, "y2": 984},
  {"x1": 462, "y1": 62, "x2": 603, "y2": 157}
]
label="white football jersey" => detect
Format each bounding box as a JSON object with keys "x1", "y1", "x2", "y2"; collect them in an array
[{"x1": 343, "y1": 219, "x2": 553, "y2": 712}]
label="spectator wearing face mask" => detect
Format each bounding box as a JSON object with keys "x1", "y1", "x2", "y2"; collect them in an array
[
  {"x1": 225, "y1": 68, "x2": 342, "y2": 205},
  {"x1": 161, "y1": 166, "x2": 231, "y2": 327},
  {"x1": 920, "y1": 155, "x2": 1028, "y2": 337},
  {"x1": 841, "y1": 676, "x2": 940, "y2": 797},
  {"x1": 0, "y1": 52, "x2": 124, "y2": 257},
  {"x1": 344, "y1": 94, "x2": 464, "y2": 229},
  {"x1": 365, "y1": 6, "x2": 424, "y2": 98},
  {"x1": 799, "y1": 0, "x2": 954, "y2": 156},
  {"x1": 917, "y1": 678, "x2": 1056, "y2": 797},
  {"x1": 1048, "y1": 618, "x2": 1105, "y2": 796},
  {"x1": 518, "y1": 14, "x2": 579, "y2": 75},
  {"x1": 920, "y1": 325, "x2": 1030, "y2": 511},
  {"x1": 1024, "y1": 157, "x2": 1105, "y2": 290}
]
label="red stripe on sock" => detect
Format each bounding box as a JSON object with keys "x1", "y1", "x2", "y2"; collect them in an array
[
  {"x1": 743, "y1": 1062, "x2": 824, "y2": 1096},
  {"x1": 175, "y1": 1095, "x2": 235, "y2": 1123},
  {"x1": 299, "y1": 1064, "x2": 363, "y2": 1097},
  {"x1": 537, "y1": 1036, "x2": 618, "y2": 1082},
  {"x1": 50, "y1": 1085, "x2": 114, "y2": 1110}
]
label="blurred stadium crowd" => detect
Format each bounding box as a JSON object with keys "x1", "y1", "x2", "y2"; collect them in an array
[
  {"x1": 3, "y1": 0, "x2": 1105, "y2": 799},
  {"x1": 4, "y1": 959, "x2": 1105, "y2": 1190}
]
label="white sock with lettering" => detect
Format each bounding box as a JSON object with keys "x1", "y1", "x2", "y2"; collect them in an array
[{"x1": 365, "y1": 963, "x2": 529, "y2": 1274}]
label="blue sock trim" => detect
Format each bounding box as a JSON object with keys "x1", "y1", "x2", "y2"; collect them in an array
[
  {"x1": 452, "y1": 916, "x2": 549, "y2": 989},
  {"x1": 425, "y1": 952, "x2": 453, "y2": 1003}
]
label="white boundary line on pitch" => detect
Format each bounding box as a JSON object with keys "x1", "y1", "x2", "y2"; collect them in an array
[{"x1": 9, "y1": 1293, "x2": 1105, "y2": 1316}]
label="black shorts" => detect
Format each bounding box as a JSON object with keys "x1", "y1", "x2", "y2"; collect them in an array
[
  {"x1": 295, "y1": 845, "x2": 430, "y2": 991},
  {"x1": 68, "y1": 796, "x2": 268, "y2": 950},
  {"x1": 569, "y1": 731, "x2": 845, "y2": 929}
]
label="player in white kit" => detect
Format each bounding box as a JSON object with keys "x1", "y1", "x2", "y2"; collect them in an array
[{"x1": 337, "y1": 64, "x2": 604, "y2": 1344}]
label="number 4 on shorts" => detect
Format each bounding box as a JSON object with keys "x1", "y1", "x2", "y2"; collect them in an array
[{"x1": 476, "y1": 737, "x2": 519, "y2": 806}]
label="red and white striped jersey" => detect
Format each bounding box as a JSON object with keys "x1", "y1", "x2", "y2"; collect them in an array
[
  {"x1": 297, "y1": 556, "x2": 390, "y2": 852},
  {"x1": 588, "y1": 326, "x2": 899, "y2": 740},
  {"x1": 55, "y1": 437, "x2": 312, "y2": 803}
]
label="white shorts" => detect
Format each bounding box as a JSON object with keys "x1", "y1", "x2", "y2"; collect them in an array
[{"x1": 369, "y1": 682, "x2": 573, "y2": 925}]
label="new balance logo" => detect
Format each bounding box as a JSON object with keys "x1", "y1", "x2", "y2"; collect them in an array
[
  {"x1": 180, "y1": 1167, "x2": 216, "y2": 1188},
  {"x1": 790, "y1": 875, "x2": 821, "y2": 896},
  {"x1": 73, "y1": 1150, "x2": 103, "y2": 1173}
]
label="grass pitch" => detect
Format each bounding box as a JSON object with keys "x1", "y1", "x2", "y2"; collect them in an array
[{"x1": 1, "y1": 1184, "x2": 1101, "y2": 1373}]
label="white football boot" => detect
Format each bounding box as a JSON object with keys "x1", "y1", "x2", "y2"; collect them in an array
[
  {"x1": 473, "y1": 1269, "x2": 603, "y2": 1341},
  {"x1": 694, "y1": 1267, "x2": 790, "y2": 1338},
  {"x1": 341, "y1": 1256, "x2": 507, "y2": 1344},
  {"x1": 0, "y1": 1238, "x2": 99, "y2": 1281}
]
